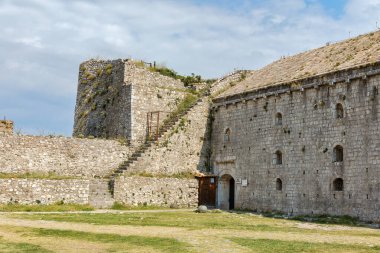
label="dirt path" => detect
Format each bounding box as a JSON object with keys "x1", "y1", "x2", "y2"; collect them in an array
[{"x1": 0, "y1": 215, "x2": 379, "y2": 253}]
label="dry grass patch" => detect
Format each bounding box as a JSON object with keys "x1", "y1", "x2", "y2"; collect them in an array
[{"x1": 231, "y1": 238, "x2": 380, "y2": 253}]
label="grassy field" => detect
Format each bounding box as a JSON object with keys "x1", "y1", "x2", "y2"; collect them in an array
[
  {"x1": 0, "y1": 203, "x2": 94, "y2": 212},
  {"x1": 0, "y1": 210, "x2": 379, "y2": 252}
]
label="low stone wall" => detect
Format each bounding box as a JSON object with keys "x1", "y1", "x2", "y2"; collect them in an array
[
  {"x1": 0, "y1": 177, "x2": 199, "y2": 208},
  {"x1": 114, "y1": 176, "x2": 198, "y2": 207},
  {"x1": 0, "y1": 179, "x2": 90, "y2": 205},
  {"x1": 0, "y1": 135, "x2": 131, "y2": 178}
]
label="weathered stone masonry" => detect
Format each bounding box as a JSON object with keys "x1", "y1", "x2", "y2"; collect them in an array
[
  {"x1": 3, "y1": 31, "x2": 380, "y2": 219},
  {"x1": 0, "y1": 135, "x2": 131, "y2": 178},
  {"x1": 0, "y1": 177, "x2": 199, "y2": 208},
  {"x1": 114, "y1": 176, "x2": 198, "y2": 207},
  {"x1": 211, "y1": 63, "x2": 380, "y2": 221},
  {"x1": 0, "y1": 179, "x2": 90, "y2": 205},
  {"x1": 74, "y1": 59, "x2": 188, "y2": 145}
]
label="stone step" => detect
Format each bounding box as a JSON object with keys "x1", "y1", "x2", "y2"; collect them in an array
[
  {"x1": 89, "y1": 180, "x2": 114, "y2": 209},
  {"x1": 109, "y1": 94, "x2": 205, "y2": 181}
]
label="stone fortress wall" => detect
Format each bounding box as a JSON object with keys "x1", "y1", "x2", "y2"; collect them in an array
[
  {"x1": 126, "y1": 61, "x2": 188, "y2": 145},
  {"x1": 0, "y1": 177, "x2": 197, "y2": 207},
  {"x1": 211, "y1": 63, "x2": 380, "y2": 221},
  {"x1": 121, "y1": 98, "x2": 212, "y2": 176},
  {"x1": 114, "y1": 176, "x2": 198, "y2": 207},
  {"x1": 116, "y1": 70, "x2": 249, "y2": 177},
  {"x1": 0, "y1": 134, "x2": 199, "y2": 207},
  {"x1": 0, "y1": 135, "x2": 131, "y2": 178},
  {"x1": 0, "y1": 59, "x2": 205, "y2": 208},
  {"x1": 0, "y1": 179, "x2": 91, "y2": 205},
  {"x1": 73, "y1": 59, "x2": 188, "y2": 145},
  {"x1": 2, "y1": 31, "x2": 379, "y2": 220},
  {"x1": 73, "y1": 59, "x2": 129, "y2": 140}
]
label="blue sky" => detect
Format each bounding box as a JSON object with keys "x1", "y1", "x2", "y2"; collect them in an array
[{"x1": 0, "y1": 0, "x2": 379, "y2": 136}]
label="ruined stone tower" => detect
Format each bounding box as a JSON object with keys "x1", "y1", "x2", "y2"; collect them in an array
[{"x1": 73, "y1": 59, "x2": 188, "y2": 145}]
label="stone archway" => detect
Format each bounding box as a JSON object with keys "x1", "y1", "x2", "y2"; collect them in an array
[{"x1": 218, "y1": 174, "x2": 235, "y2": 210}]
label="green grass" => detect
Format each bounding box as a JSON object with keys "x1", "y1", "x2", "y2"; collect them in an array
[
  {"x1": 111, "y1": 202, "x2": 171, "y2": 210},
  {"x1": 230, "y1": 238, "x2": 380, "y2": 253},
  {"x1": 31, "y1": 228, "x2": 192, "y2": 253},
  {"x1": 0, "y1": 172, "x2": 78, "y2": 180},
  {"x1": 10, "y1": 211, "x2": 380, "y2": 238},
  {"x1": 162, "y1": 94, "x2": 198, "y2": 127},
  {"x1": 132, "y1": 60, "x2": 203, "y2": 86},
  {"x1": 123, "y1": 171, "x2": 195, "y2": 179},
  {"x1": 9, "y1": 211, "x2": 307, "y2": 232},
  {"x1": 0, "y1": 237, "x2": 52, "y2": 253},
  {"x1": 0, "y1": 203, "x2": 94, "y2": 212},
  {"x1": 291, "y1": 214, "x2": 360, "y2": 226},
  {"x1": 3, "y1": 211, "x2": 380, "y2": 252}
]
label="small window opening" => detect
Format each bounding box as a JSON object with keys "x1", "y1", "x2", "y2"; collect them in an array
[
  {"x1": 276, "y1": 178, "x2": 282, "y2": 191},
  {"x1": 336, "y1": 103, "x2": 344, "y2": 119},
  {"x1": 275, "y1": 112, "x2": 282, "y2": 125},
  {"x1": 273, "y1": 150, "x2": 283, "y2": 165},
  {"x1": 224, "y1": 128, "x2": 231, "y2": 142},
  {"x1": 333, "y1": 145, "x2": 343, "y2": 162},
  {"x1": 333, "y1": 178, "x2": 344, "y2": 191}
]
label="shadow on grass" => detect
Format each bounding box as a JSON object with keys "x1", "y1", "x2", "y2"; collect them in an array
[
  {"x1": 233, "y1": 209, "x2": 377, "y2": 228},
  {"x1": 32, "y1": 228, "x2": 192, "y2": 253},
  {"x1": 0, "y1": 238, "x2": 52, "y2": 253}
]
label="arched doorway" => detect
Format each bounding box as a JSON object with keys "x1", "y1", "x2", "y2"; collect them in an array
[
  {"x1": 218, "y1": 174, "x2": 235, "y2": 210},
  {"x1": 229, "y1": 177, "x2": 235, "y2": 209}
]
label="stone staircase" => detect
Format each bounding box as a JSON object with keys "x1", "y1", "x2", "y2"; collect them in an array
[
  {"x1": 89, "y1": 179, "x2": 114, "y2": 208},
  {"x1": 111, "y1": 98, "x2": 204, "y2": 178},
  {"x1": 107, "y1": 90, "x2": 210, "y2": 195}
]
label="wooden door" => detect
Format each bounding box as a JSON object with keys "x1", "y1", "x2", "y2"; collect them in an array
[{"x1": 197, "y1": 177, "x2": 217, "y2": 207}]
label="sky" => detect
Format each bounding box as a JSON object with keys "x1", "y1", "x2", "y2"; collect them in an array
[{"x1": 0, "y1": 0, "x2": 379, "y2": 136}]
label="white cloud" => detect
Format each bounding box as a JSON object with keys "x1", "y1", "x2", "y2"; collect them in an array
[
  {"x1": 0, "y1": 0, "x2": 379, "y2": 135},
  {"x1": 14, "y1": 36, "x2": 44, "y2": 48}
]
